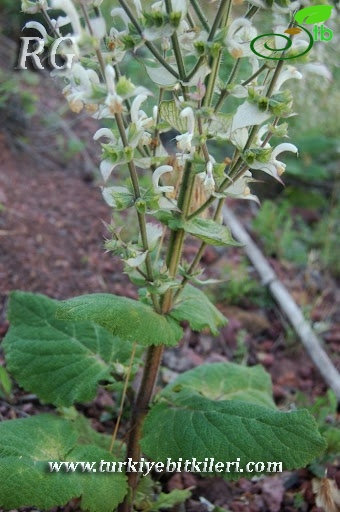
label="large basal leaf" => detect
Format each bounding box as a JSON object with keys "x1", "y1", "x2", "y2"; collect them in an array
[
  {"x1": 169, "y1": 285, "x2": 227, "y2": 335},
  {"x1": 0, "y1": 414, "x2": 127, "y2": 511},
  {"x1": 3, "y1": 291, "x2": 132, "y2": 407},
  {"x1": 161, "y1": 362, "x2": 276, "y2": 409},
  {"x1": 141, "y1": 364, "x2": 326, "y2": 478},
  {"x1": 56, "y1": 293, "x2": 183, "y2": 347},
  {"x1": 181, "y1": 218, "x2": 241, "y2": 247}
]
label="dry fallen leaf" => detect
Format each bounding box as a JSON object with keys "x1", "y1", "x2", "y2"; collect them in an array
[{"x1": 312, "y1": 477, "x2": 340, "y2": 512}]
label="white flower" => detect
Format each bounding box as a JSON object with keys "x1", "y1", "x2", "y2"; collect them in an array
[
  {"x1": 62, "y1": 63, "x2": 100, "y2": 112},
  {"x1": 171, "y1": 0, "x2": 188, "y2": 18},
  {"x1": 151, "y1": 1, "x2": 165, "y2": 12},
  {"x1": 152, "y1": 165, "x2": 174, "y2": 194},
  {"x1": 126, "y1": 95, "x2": 154, "y2": 147},
  {"x1": 23, "y1": 21, "x2": 48, "y2": 42},
  {"x1": 93, "y1": 128, "x2": 117, "y2": 143},
  {"x1": 273, "y1": 66, "x2": 302, "y2": 93},
  {"x1": 199, "y1": 161, "x2": 215, "y2": 194},
  {"x1": 271, "y1": 143, "x2": 298, "y2": 175},
  {"x1": 225, "y1": 171, "x2": 259, "y2": 203},
  {"x1": 90, "y1": 17, "x2": 107, "y2": 39},
  {"x1": 248, "y1": 57, "x2": 260, "y2": 78},
  {"x1": 130, "y1": 95, "x2": 153, "y2": 131},
  {"x1": 140, "y1": 132, "x2": 152, "y2": 146},
  {"x1": 176, "y1": 107, "x2": 195, "y2": 153},
  {"x1": 104, "y1": 64, "x2": 124, "y2": 114},
  {"x1": 178, "y1": 20, "x2": 200, "y2": 50},
  {"x1": 251, "y1": 142, "x2": 298, "y2": 179},
  {"x1": 110, "y1": 7, "x2": 130, "y2": 33},
  {"x1": 133, "y1": 0, "x2": 143, "y2": 18},
  {"x1": 176, "y1": 132, "x2": 193, "y2": 152},
  {"x1": 175, "y1": 151, "x2": 194, "y2": 167},
  {"x1": 51, "y1": 0, "x2": 82, "y2": 38},
  {"x1": 180, "y1": 107, "x2": 195, "y2": 134},
  {"x1": 226, "y1": 19, "x2": 257, "y2": 59}
]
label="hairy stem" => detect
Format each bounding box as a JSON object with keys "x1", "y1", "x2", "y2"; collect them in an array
[
  {"x1": 80, "y1": 4, "x2": 106, "y2": 77},
  {"x1": 175, "y1": 180, "x2": 227, "y2": 295},
  {"x1": 161, "y1": 161, "x2": 194, "y2": 312},
  {"x1": 190, "y1": 0, "x2": 210, "y2": 33},
  {"x1": 118, "y1": 0, "x2": 180, "y2": 79},
  {"x1": 118, "y1": 345, "x2": 164, "y2": 512},
  {"x1": 114, "y1": 113, "x2": 157, "y2": 301},
  {"x1": 208, "y1": 0, "x2": 231, "y2": 43},
  {"x1": 203, "y1": 0, "x2": 232, "y2": 107},
  {"x1": 165, "y1": 0, "x2": 187, "y2": 81}
]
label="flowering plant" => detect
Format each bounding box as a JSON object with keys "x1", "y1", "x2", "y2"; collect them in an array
[{"x1": 0, "y1": 1, "x2": 327, "y2": 511}]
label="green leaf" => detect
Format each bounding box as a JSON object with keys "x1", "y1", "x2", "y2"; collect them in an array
[
  {"x1": 56, "y1": 293, "x2": 183, "y2": 347},
  {"x1": 70, "y1": 411, "x2": 113, "y2": 452},
  {"x1": 66, "y1": 444, "x2": 127, "y2": 512},
  {"x1": 169, "y1": 285, "x2": 227, "y2": 335},
  {"x1": 142, "y1": 391, "x2": 326, "y2": 478},
  {"x1": 0, "y1": 366, "x2": 12, "y2": 397},
  {"x1": 0, "y1": 414, "x2": 127, "y2": 511},
  {"x1": 181, "y1": 218, "x2": 241, "y2": 247},
  {"x1": 3, "y1": 291, "x2": 131, "y2": 407},
  {"x1": 150, "y1": 489, "x2": 192, "y2": 511},
  {"x1": 160, "y1": 363, "x2": 276, "y2": 409},
  {"x1": 294, "y1": 5, "x2": 333, "y2": 24}
]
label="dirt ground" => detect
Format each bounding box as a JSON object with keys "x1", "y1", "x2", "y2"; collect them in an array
[{"x1": 0, "y1": 38, "x2": 339, "y2": 512}]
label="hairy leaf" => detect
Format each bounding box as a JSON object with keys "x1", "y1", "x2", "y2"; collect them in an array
[
  {"x1": 56, "y1": 293, "x2": 183, "y2": 347},
  {"x1": 169, "y1": 285, "x2": 227, "y2": 335},
  {"x1": 161, "y1": 363, "x2": 276, "y2": 409},
  {"x1": 142, "y1": 392, "x2": 326, "y2": 478},
  {"x1": 0, "y1": 414, "x2": 127, "y2": 511},
  {"x1": 151, "y1": 489, "x2": 192, "y2": 511},
  {"x1": 3, "y1": 291, "x2": 133, "y2": 407}
]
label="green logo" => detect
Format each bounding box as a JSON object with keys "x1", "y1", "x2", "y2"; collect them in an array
[{"x1": 250, "y1": 5, "x2": 333, "y2": 60}]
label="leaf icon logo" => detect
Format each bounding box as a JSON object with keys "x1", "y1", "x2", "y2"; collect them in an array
[{"x1": 294, "y1": 5, "x2": 333, "y2": 25}]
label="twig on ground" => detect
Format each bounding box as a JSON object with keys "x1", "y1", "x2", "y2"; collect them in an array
[{"x1": 222, "y1": 205, "x2": 340, "y2": 401}]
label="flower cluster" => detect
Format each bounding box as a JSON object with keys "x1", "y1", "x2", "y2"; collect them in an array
[{"x1": 21, "y1": 0, "x2": 326, "y2": 283}]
